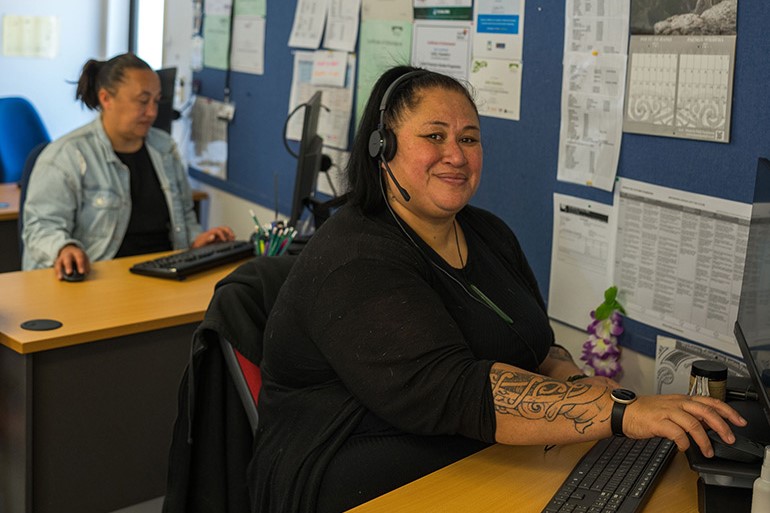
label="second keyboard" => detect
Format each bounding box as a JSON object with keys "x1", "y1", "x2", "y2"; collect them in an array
[{"x1": 129, "y1": 240, "x2": 255, "y2": 280}]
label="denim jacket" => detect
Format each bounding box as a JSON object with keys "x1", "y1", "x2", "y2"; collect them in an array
[{"x1": 22, "y1": 117, "x2": 202, "y2": 269}]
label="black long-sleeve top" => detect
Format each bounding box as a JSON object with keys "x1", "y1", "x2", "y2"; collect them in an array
[{"x1": 251, "y1": 204, "x2": 555, "y2": 512}]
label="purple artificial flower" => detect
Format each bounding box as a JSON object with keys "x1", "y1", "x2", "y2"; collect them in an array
[
  {"x1": 583, "y1": 351, "x2": 622, "y2": 378},
  {"x1": 581, "y1": 287, "x2": 626, "y2": 379}
]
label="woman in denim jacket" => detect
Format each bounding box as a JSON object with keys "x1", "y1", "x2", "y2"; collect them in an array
[{"x1": 22, "y1": 53, "x2": 233, "y2": 279}]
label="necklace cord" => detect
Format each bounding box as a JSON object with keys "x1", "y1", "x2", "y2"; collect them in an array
[{"x1": 379, "y1": 180, "x2": 540, "y2": 371}]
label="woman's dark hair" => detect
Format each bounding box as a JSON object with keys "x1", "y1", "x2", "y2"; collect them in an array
[
  {"x1": 346, "y1": 65, "x2": 478, "y2": 214},
  {"x1": 75, "y1": 53, "x2": 153, "y2": 110}
]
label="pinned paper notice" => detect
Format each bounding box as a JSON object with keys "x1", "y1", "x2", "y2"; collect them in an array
[
  {"x1": 311, "y1": 50, "x2": 347, "y2": 87},
  {"x1": 2, "y1": 15, "x2": 59, "y2": 58}
]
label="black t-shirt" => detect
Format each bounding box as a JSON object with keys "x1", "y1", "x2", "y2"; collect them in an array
[{"x1": 114, "y1": 144, "x2": 172, "y2": 257}]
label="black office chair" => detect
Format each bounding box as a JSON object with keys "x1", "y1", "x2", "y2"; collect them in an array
[
  {"x1": 17, "y1": 141, "x2": 48, "y2": 257},
  {"x1": 163, "y1": 255, "x2": 296, "y2": 513}
]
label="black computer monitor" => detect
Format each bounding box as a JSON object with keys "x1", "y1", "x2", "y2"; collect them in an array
[
  {"x1": 734, "y1": 157, "x2": 770, "y2": 431},
  {"x1": 289, "y1": 91, "x2": 324, "y2": 229},
  {"x1": 153, "y1": 67, "x2": 177, "y2": 134}
]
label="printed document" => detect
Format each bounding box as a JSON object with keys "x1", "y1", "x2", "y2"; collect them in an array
[
  {"x1": 469, "y1": 58, "x2": 522, "y2": 121},
  {"x1": 323, "y1": 0, "x2": 361, "y2": 52},
  {"x1": 472, "y1": 0, "x2": 525, "y2": 61},
  {"x1": 613, "y1": 178, "x2": 751, "y2": 356},
  {"x1": 411, "y1": 20, "x2": 472, "y2": 82},
  {"x1": 557, "y1": 0, "x2": 629, "y2": 192},
  {"x1": 288, "y1": 0, "x2": 329, "y2": 49},
  {"x1": 288, "y1": 51, "x2": 356, "y2": 151},
  {"x1": 548, "y1": 194, "x2": 616, "y2": 330}
]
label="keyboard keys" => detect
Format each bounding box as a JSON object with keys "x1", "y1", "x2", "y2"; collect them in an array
[
  {"x1": 129, "y1": 240, "x2": 255, "y2": 279},
  {"x1": 542, "y1": 437, "x2": 676, "y2": 513}
]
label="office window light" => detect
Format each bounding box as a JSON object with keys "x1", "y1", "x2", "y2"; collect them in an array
[{"x1": 135, "y1": 0, "x2": 165, "y2": 69}]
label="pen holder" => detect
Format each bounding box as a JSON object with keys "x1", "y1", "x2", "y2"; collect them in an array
[{"x1": 250, "y1": 223, "x2": 297, "y2": 257}]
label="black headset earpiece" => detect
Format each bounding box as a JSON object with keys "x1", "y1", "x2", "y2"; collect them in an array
[
  {"x1": 368, "y1": 70, "x2": 428, "y2": 162},
  {"x1": 367, "y1": 127, "x2": 396, "y2": 161}
]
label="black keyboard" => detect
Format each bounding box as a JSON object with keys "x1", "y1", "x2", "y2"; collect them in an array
[
  {"x1": 129, "y1": 240, "x2": 254, "y2": 280},
  {"x1": 542, "y1": 436, "x2": 676, "y2": 513}
]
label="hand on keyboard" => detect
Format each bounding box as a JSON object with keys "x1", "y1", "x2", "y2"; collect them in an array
[{"x1": 192, "y1": 225, "x2": 236, "y2": 248}]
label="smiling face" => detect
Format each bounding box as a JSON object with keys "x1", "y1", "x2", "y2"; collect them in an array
[
  {"x1": 98, "y1": 68, "x2": 161, "y2": 152},
  {"x1": 385, "y1": 86, "x2": 483, "y2": 226}
]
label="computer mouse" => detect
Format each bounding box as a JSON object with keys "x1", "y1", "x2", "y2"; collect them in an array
[
  {"x1": 62, "y1": 269, "x2": 86, "y2": 282},
  {"x1": 707, "y1": 429, "x2": 764, "y2": 463}
]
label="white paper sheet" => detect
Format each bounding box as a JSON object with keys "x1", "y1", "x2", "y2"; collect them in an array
[
  {"x1": 469, "y1": 58, "x2": 522, "y2": 121},
  {"x1": 557, "y1": 52, "x2": 627, "y2": 192},
  {"x1": 230, "y1": 15, "x2": 265, "y2": 75},
  {"x1": 472, "y1": 0, "x2": 525, "y2": 61},
  {"x1": 311, "y1": 50, "x2": 348, "y2": 87},
  {"x1": 288, "y1": 0, "x2": 329, "y2": 49},
  {"x1": 548, "y1": 194, "x2": 616, "y2": 330},
  {"x1": 205, "y1": 0, "x2": 233, "y2": 16},
  {"x1": 355, "y1": 19, "x2": 413, "y2": 124},
  {"x1": 411, "y1": 20, "x2": 473, "y2": 82},
  {"x1": 288, "y1": 51, "x2": 356, "y2": 151},
  {"x1": 613, "y1": 178, "x2": 752, "y2": 356},
  {"x1": 2, "y1": 15, "x2": 59, "y2": 59},
  {"x1": 557, "y1": 0, "x2": 630, "y2": 192},
  {"x1": 565, "y1": 0, "x2": 630, "y2": 55},
  {"x1": 323, "y1": 0, "x2": 361, "y2": 52},
  {"x1": 361, "y1": 0, "x2": 412, "y2": 21}
]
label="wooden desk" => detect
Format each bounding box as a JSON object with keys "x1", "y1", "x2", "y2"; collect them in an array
[
  {"x1": 0, "y1": 254, "x2": 248, "y2": 513},
  {"x1": 349, "y1": 442, "x2": 699, "y2": 513},
  {"x1": 0, "y1": 182, "x2": 21, "y2": 272}
]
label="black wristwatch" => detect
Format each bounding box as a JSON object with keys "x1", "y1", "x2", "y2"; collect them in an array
[{"x1": 610, "y1": 388, "x2": 637, "y2": 437}]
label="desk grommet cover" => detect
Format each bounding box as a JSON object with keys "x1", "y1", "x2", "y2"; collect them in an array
[{"x1": 20, "y1": 319, "x2": 63, "y2": 331}]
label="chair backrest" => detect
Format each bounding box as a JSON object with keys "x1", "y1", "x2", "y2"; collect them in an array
[
  {"x1": 216, "y1": 255, "x2": 297, "y2": 435},
  {"x1": 0, "y1": 97, "x2": 50, "y2": 183},
  {"x1": 219, "y1": 339, "x2": 262, "y2": 433},
  {"x1": 17, "y1": 141, "x2": 48, "y2": 256}
]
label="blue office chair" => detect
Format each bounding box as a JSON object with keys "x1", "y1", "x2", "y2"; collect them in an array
[
  {"x1": 0, "y1": 97, "x2": 50, "y2": 183},
  {"x1": 17, "y1": 141, "x2": 49, "y2": 256}
]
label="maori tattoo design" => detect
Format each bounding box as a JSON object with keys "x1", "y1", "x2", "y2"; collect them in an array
[{"x1": 490, "y1": 369, "x2": 607, "y2": 434}]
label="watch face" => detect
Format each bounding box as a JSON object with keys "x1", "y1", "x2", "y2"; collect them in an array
[{"x1": 612, "y1": 388, "x2": 637, "y2": 403}]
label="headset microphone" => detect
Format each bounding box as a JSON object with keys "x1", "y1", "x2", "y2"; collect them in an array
[
  {"x1": 381, "y1": 156, "x2": 411, "y2": 202},
  {"x1": 368, "y1": 69, "x2": 430, "y2": 203}
]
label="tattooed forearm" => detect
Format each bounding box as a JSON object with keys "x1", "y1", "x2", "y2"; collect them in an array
[
  {"x1": 490, "y1": 368, "x2": 608, "y2": 434},
  {"x1": 548, "y1": 345, "x2": 575, "y2": 363}
]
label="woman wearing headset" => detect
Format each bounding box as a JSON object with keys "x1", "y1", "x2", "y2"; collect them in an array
[{"x1": 251, "y1": 66, "x2": 745, "y2": 513}]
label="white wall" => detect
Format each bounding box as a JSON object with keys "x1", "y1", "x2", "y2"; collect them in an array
[{"x1": 0, "y1": 0, "x2": 130, "y2": 139}]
